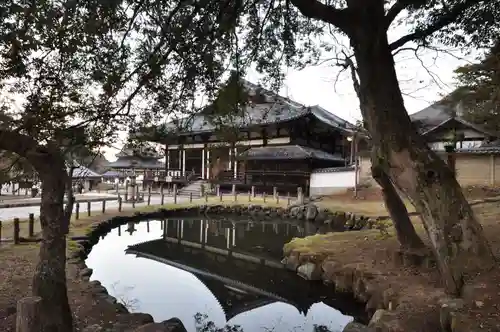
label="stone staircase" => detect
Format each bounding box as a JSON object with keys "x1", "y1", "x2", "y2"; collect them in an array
[{"x1": 178, "y1": 180, "x2": 207, "y2": 197}]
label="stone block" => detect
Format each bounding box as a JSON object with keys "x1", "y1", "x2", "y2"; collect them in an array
[{"x1": 297, "y1": 262, "x2": 322, "y2": 280}]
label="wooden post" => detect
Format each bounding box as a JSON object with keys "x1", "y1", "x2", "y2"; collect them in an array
[
  {"x1": 248, "y1": 191, "x2": 251, "y2": 202},
  {"x1": 189, "y1": 192, "x2": 193, "y2": 203},
  {"x1": 160, "y1": 186, "x2": 165, "y2": 205},
  {"x1": 28, "y1": 213, "x2": 35, "y2": 237},
  {"x1": 75, "y1": 203, "x2": 80, "y2": 220},
  {"x1": 173, "y1": 184, "x2": 178, "y2": 204},
  {"x1": 263, "y1": 192, "x2": 266, "y2": 203},
  {"x1": 147, "y1": 186, "x2": 152, "y2": 205},
  {"x1": 16, "y1": 296, "x2": 42, "y2": 332},
  {"x1": 124, "y1": 181, "x2": 129, "y2": 201},
  {"x1": 251, "y1": 185, "x2": 255, "y2": 197},
  {"x1": 101, "y1": 200, "x2": 106, "y2": 214},
  {"x1": 118, "y1": 196, "x2": 122, "y2": 212},
  {"x1": 13, "y1": 218, "x2": 20, "y2": 244},
  {"x1": 87, "y1": 201, "x2": 91, "y2": 217},
  {"x1": 297, "y1": 187, "x2": 304, "y2": 204}
]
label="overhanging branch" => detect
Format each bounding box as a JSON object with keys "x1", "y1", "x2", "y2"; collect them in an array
[
  {"x1": 389, "y1": 0, "x2": 482, "y2": 50},
  {"x1": 289, "y1": 0, "x2": 352, "y2": 34},
  {"x1": 0, "y1": 129, "x2": 66, "y2": 178},
  {"x1": 385, "y1": 0, "x2": 410, "y2": 28}
]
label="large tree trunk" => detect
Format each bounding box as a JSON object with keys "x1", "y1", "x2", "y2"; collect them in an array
[
  {"x1": 371, "y1": 149, "x2": 425, "y2": 250},
  {"x1": 347, "y1": 4, "x2": 495, "y2": 295},
  {"x1": 32, "y1": 168, "x2": 73, "y2": 332},
  {"x1": 0, "y1": 130, "x2": 73, "y2": 331}
]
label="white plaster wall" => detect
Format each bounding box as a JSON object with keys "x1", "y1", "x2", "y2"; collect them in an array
[{"x1": 309, "y1": 170, "x2": 356, "y2": 196}]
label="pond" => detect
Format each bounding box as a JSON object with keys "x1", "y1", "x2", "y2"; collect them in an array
[{"x1": 86, "y1": 218, "x2": 366, "y2": 332}]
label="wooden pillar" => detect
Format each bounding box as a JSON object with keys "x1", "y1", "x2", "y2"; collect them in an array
[
  {"x1": 178, "y1": 148, "x2": 182, "y2": 173},
  {"x1": 182, "y1": 149, "x2": 186, "y2": 177},
  {"x1": 233, "y1": 146, "x2": 238, "y2": 179},
  {"x1": 201, "y1": 146, "x2": 206, "y2": 180},
  {"x1": 166, "y1": 149, "x2": 171, "y2": 171},
  {"x1": 206, "y1": 148, "x2": 211, "y2": 179}
]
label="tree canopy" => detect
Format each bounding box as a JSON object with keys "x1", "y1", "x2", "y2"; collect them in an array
[{"x1": 447, "y1": 40, "x2": 500, "y2": 133}]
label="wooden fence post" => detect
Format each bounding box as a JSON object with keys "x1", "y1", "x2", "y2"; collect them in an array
[
  {"x1": 87, "y1": 201, "x2": 91, "y2": 217},
  {"x1": 101, "y1": 200, "x2": 106, "y2": 214},
  {"x1": 118, "y1": 196, "x2": 122, "y2": 212},
  {"x1": 13, "y1": 218, "x2": 20, "y2": 244},
  {"x1": 173, "y1": 184, "x2": 178, "y2": 204},
  {"x1": 147, "y1": 186, "x2": 152, "y2": 206},
  {"x1": 124, "y1": 181, "x2": 129, "y2": 201},
  {"x1": 297, "y1": 187, "x2": 304, "y2": 204},
  {"x1": 28, "y1": 213, "x2": 35, "y2": 237},
  {"x1": 75, "y1": 203, "x2": 80, "y2": 220},
  {"x1": 16, "y1": 296, "x2": 42, "y2": 332},
  {"x1": 160, "y1": 186, "x2": 165, "y2": 205}
]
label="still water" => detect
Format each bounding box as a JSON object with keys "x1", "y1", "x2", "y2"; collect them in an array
[{"x1": 86, "y1": 219, "x2": 364, "y2": 332}]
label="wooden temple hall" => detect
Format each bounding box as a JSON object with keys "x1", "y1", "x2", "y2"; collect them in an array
[{"x1": 137, "y1": 79, "x2": 357, "y2": 194}]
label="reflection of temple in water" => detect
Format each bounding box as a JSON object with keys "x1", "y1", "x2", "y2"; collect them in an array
[{"x1": 125, "y1": 219, "x2": 365, "y2": 324}]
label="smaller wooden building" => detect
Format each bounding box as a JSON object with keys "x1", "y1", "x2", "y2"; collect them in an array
[{"x1": 106, "y1": 144, "x2": 165, "y2": 189}]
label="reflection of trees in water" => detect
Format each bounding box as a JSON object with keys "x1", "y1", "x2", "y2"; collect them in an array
[{"x1": 194, "y1": 313, "x2": 333, "y2": 332}]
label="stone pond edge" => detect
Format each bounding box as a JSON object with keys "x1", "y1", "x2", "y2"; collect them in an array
[{"x1": 66, "y1": 203, "x2": 466, "y2": 332}]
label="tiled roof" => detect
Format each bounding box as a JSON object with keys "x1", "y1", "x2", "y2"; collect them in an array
[
  {"x1": 410, "y1": 101, "x2": 495, "y2": 138},
  {"x1": 107, "y1": 157, "x2": 165, "y2": 169},
  {"x1": 138, "y1": 79, "x2": 355, "y2": 140},
  {"x1": 238, "y1": 145, "x2": 345, "y2": 161},
  {"x1": 71, "y1": 165, "x2": 102, "y2": 179},
  {"x1": 455, "y1": 139, "x2": 500, "y2": 154},
  {"x1": 312, "y1": 166, "x2": 355, "y2": 173},
  {"x1": 101, "y1": 170, "x2": 123, "y2": 178}
]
